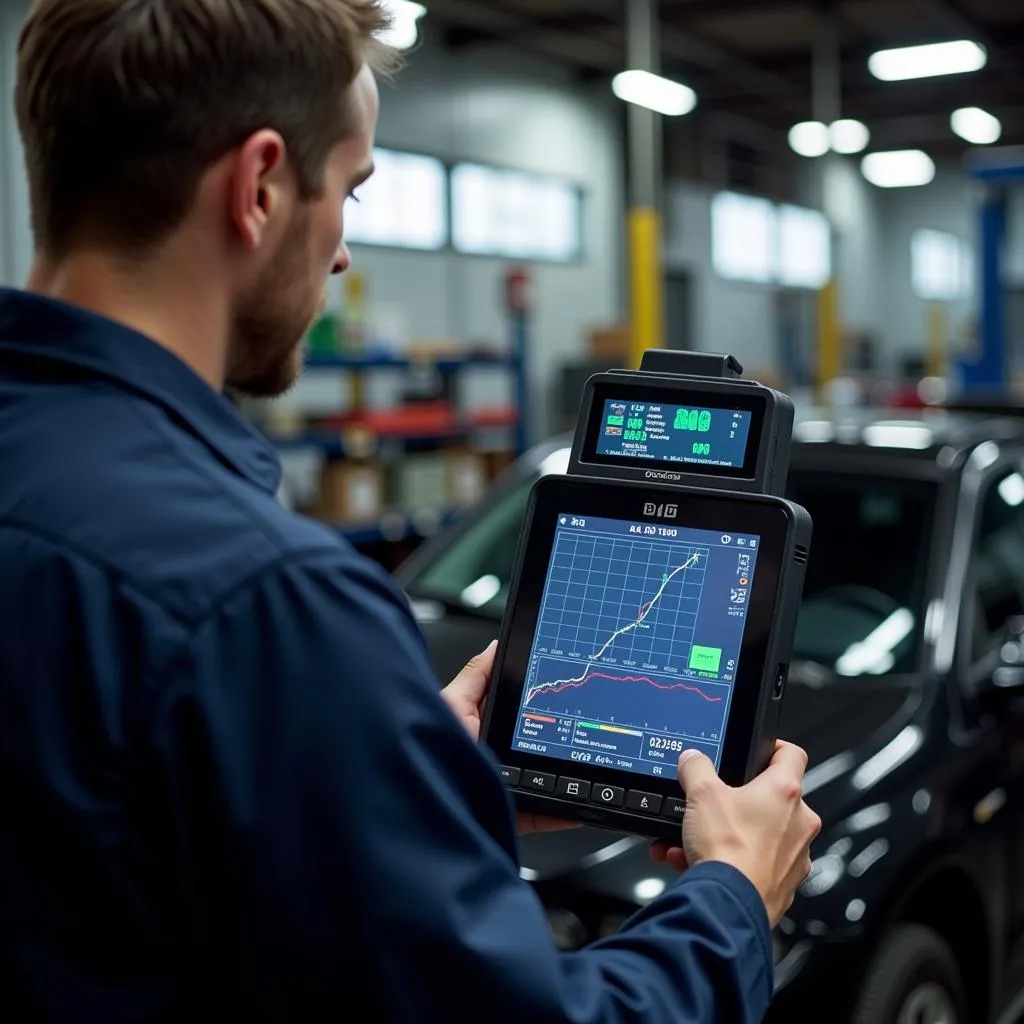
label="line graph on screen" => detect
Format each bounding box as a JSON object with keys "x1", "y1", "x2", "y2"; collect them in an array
[{"x1": 524, "y1": 531, "x2": 730, "y2": 737}]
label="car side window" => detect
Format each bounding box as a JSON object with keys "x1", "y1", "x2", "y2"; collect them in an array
[{"x1": 968, "y1": 464, "x2": 1024, "y2": 662}]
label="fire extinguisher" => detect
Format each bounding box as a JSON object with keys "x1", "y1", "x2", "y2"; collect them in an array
[{"x1": 505, "y1": 265, "x2": 532, "y2": 316}]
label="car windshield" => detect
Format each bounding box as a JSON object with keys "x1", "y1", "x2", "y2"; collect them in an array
[{"x1": 404, "y1": 462, "x2": 937, "y2": 678}]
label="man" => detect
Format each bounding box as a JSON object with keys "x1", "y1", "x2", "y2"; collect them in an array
[{"x1": 0, "y1": 1, "x2": 820, "y2": 1020}]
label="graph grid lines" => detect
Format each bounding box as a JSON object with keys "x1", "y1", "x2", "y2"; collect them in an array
[{"x1": 534, "y1": 530, "x2": 711, "y2": 670}]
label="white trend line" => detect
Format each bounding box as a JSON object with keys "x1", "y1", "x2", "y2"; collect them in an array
[
  {"x1": 526, "y1": 663, "x2": 592, "y2": 705},
  {"x1": 589, "y1": 550, "x2": 702, "y2": 661}
]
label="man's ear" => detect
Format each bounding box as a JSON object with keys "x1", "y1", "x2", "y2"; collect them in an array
[{"x1": 230, "y1": 129, "x2": 289, "y2": 251}]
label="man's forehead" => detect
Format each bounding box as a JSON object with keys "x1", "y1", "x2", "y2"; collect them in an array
[{"x1": 351, "y1": 64, "x2": 380, "y2": 128}]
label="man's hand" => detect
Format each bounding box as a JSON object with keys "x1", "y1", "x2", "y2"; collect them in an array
[
  {"x1": 441, "y1": 641, "x2": 581, "y2": 837},
  {"x1": 650, "y1": 741, "x2": 821, "y2": 927},
  {"x1": 440, "y1": 640, "x2": 497, "y2": 744}
]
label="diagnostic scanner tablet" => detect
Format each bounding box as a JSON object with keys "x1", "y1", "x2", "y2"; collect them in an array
[{"x1": 481, "y1": 351, "x2": 812, "y2": 841}]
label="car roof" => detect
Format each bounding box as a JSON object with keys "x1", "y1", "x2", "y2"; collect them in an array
[
  {"x1": 528, "y1": 404, "x2": 1024, "y2": 480},
  {"x1": 790, "y1": 405, "x2": 1024, "y2": 467}
]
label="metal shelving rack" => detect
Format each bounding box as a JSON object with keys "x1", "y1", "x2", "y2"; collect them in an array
[{"x1": 276, "y1": 312, "x2": 530, "y2": 547}]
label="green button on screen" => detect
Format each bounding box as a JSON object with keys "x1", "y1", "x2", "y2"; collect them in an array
[{"x1": 689, "y1": 645, "x2": 723, "y2": 673}]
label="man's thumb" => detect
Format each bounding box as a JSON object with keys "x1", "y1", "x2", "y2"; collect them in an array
[{"x1": 677, "y1": 749, "x2": 718, "y2": 795}]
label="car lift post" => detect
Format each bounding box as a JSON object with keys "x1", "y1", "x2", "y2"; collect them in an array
[{"x1": 958, "y1": 148, "x2": 1024, "y2": 394}]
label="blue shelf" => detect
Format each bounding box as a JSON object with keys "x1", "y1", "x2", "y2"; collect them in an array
[
  {"x1": 335, "y1": 509, "x2": 462, "y2": 546},
  {"x1": 305, "y1": 352, "x2": 522, "y2": 372},
  {"x1": 272, "y1": 424, "x2": 515, "y2": 457}
]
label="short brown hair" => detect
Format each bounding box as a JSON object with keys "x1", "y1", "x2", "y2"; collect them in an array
[{"x1": 16, "y1": 0, "x2": 398, "y2": 256}]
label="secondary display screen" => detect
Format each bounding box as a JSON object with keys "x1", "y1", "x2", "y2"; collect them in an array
[
  {"x1": 595, "y1": 399, "x2": 754, "y2": 470},
  {"x1": 513, "y1": 513, "x2": 760, "y2": 779}
]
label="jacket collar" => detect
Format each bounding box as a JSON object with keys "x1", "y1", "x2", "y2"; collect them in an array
[{"x1": 0, "y1": 287, "x2": 282, "y2": 494}]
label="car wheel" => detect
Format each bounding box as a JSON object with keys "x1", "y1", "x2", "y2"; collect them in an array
[{"x1": 852, "y1": 924, "x2": 967, "y2": 1024}]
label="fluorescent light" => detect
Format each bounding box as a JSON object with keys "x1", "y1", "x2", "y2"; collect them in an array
[
  {"x1": 970, "y1": 440, "x2": 1000, "y2": 469},
  {"x1": 633, "y1": 878, "x2": 667, "y2": 902},
  {"x1": 862, "y1": 422, "x2": 934, "y2": 449},
  {"x1": 836, "y1": 608, "x2": 916, "y2": 676},
  {"x1": 788, "y1": 121, "x2": 830, "y2": 158},
  {"x1": 868, "y1": 40, "x2": 986, "y2": 82},
  {"x1": 794, "y1": 420, "x2": 836, "y2": 443},
  {"x1": 861, "y1": 150, "x2": 935, "y2": 188},
  {"x1": 460, "y1": 575, "x2": 501, "y2": 608},
  {"x1": 378, "y1": 1, "x2": 426, "y2": 50},
  {"x1": 829, "y1": 119, "x2": 870, "y2": 155},
  {"x1": 999, "y1": 472, "x2": 1024, "y2": 507},
  {"x1": 612, "y1": 70, "x2": 697, "y2": 116},
  {"x1": 952, "y1": 106, "x2": 1002, "y2": 145},
  {"x1": 852, "y1": 726, "x2": 924, "y2": 790}
]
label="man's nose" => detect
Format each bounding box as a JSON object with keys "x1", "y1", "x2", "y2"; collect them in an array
[{"x1": 332, "y1": 241, "x2": 351, "y2": 275}]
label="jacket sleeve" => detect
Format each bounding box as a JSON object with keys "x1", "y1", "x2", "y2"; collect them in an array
[{"x1": 146, "y1": 549, "x2": 774, "y2": 1022}]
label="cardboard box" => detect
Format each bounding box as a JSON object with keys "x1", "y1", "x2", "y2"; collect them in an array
[
  {"x1": 313, "y1": 463, "x2": 383, "y2": 524},
  {"x1": 589, "y1": 325, "x2": 632, "y2": 361},
  {"x1": 395, "y1": 453, "x2": 450, "y2": 515},
  {"x1": 446, "y1": 449, "x2": 488, "y2": 507}
]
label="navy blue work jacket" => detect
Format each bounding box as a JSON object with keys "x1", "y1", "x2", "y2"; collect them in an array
[{"x1": 0, "y1": 287, "x2": 773, "y2": 1021}]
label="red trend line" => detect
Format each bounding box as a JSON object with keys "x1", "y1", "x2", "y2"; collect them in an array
[{"x1": 528, "y1": 670, "x2": 722, "y2": 704}]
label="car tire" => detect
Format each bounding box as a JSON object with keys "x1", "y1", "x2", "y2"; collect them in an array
[{"x1": 851, "y1": 924, "x2": 968, "y2": 1024}]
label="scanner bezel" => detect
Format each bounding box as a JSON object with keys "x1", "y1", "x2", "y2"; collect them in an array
[
  {"x1": 482, "y1": 475, "x2": 797, "y2": 837},
  {"x1": 579, "y1": 380, "x2": 769, "y2": 482}
]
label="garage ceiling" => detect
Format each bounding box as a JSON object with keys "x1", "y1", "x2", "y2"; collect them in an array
[{"x1": 428, "y1": 0, "x2": 1024, "y2": 157}]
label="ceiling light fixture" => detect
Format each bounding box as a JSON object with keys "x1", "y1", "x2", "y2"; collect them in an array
[
  {"x1": 868, "y1": 40, "x2": 986, "y2": 82},
  {"x1": 788, "y1": 121, "x2": 830, "y2": 158},
  {"x1": 829, "y1": 119, "x2": 870, "y2": 155},
  {"x1": 377, "y1": 0, "x2": 427, "y2": 51},
  {"x1": 612, "y1": 70, "x2": 697, "y2": 116},
  {"x1": 861, "y1": 150, "x2": 936, "y2": 188},
  {"x1": 951, "y1": 106, "x2": 1003, "y2": 145}
]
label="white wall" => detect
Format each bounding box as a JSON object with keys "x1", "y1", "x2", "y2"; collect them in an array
[
  {"x1": 874, "y1": 162, "x2": 977, "y2": 369},
  {"x1": 342, "y1": 29, "x2": 626, "y2": 439},
  {"x1": 663, "y1": 180, "x2": 782, "y2": 374},
  {"x1": 819, "y1": 155, "x2": 886, "y2": 341},
  {"x1": 662, "y1": 155, "x2": 988, "y2": 384}
]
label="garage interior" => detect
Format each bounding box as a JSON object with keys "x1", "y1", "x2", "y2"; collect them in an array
[{"x1": 3, "y1": 0, "x2": 1024, "y2": 1022}]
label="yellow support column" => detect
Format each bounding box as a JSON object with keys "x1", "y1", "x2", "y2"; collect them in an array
[
  {"x1": 816, "y1": 279, "x2": 842, "y2": 398},
  {"x1": 926, "y1": 302, "x2": 948, "y2": 379},
  {"x1": 629, "y1": 206, "x2": 665, "y2": 368}
]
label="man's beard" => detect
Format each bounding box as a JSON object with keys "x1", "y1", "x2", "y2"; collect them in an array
[{"x1": 226, "y1": 210, "x2": 326, "y2": 399}]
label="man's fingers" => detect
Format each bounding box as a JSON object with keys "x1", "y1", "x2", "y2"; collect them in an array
[
  {"x1": 651, "y1": 841, "x2": 688, "y2": 874},
  {"x1": 666, "y1": 848, "x2": 689, "y2": 873},
  {"x1": 448, "y1": 640, "x2": 497, "y2": 702},
  {"x1": 764, "y1": 739, "x2": 809, "y2": 779},
  {"x1": 517, "y1": 812, "x2": 583, "y2": 835},
  {"x1": 676, "y1": 749, "x2": 719, "y2": 797}
]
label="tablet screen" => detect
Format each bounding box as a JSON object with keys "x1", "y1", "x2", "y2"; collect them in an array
[{"x1": 513, "y1": 513, "x2": 759, "y2": 778}]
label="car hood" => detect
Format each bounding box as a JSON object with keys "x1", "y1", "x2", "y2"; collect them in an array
[{"x1": 517, "y1": 677, "x2": 920, "y2": 891}]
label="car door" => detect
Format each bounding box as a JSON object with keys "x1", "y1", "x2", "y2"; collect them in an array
[{"x1": 959, "y1": 458, "x2": 1024, "y2": 990}]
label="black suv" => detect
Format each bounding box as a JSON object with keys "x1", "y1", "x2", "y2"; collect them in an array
[{"x1": 394, "y1": 408, "x2": 1024, "y2": 1024}]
